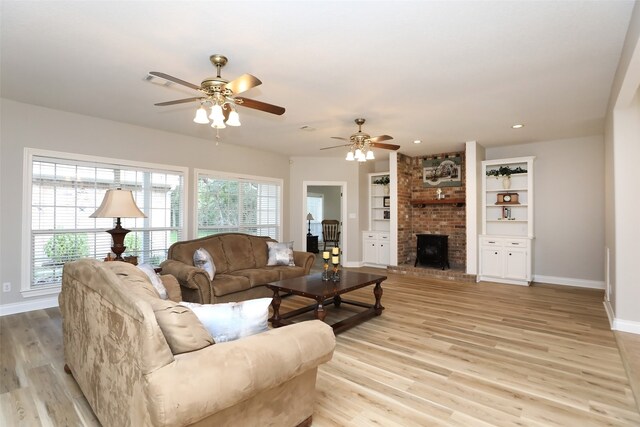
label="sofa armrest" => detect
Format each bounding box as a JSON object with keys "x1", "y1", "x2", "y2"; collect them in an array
[
  {"x1": 159, "y1": 259, "x2": 212, "y2": 303},
  {"x1": 146, "y1": 320, "x2": 335, "y2": 426},
  {"x1": 293, "y1": 251, "x2": 315, "y2": 274}
]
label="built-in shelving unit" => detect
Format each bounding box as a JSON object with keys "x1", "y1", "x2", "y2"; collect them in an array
[
  {"x1": 478, "y1": 156, "x2": 535, "y2": 286},
  {"x1": 363, "y1": 172, "x2": 390, "y2": 267}
]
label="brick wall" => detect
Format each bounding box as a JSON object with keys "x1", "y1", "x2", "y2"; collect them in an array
[{"x1": 396, "y1": 151, "x2": 466, "y2": 268}]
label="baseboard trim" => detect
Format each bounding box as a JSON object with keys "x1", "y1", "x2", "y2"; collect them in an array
[
  {"x1": 602, "y1": 301, "x2": 640, "y2": 335},
  {"x1": 603, "y1": 301, "x2": 616, "y2": 329},
  {"x1": 533, "y1": 274, "x2": 605, "y2": 289},
  {"x1": 614, "y1": 318, "x2": 640, "y2": 335},
  {"x1": 0, "y1": 296, "x2": 59, "y2": 316},
  {"x1": 343, "y1": 261, "x2": 364, "y2": 268}
]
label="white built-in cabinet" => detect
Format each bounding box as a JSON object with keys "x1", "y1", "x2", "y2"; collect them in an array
[
  {"x1": 363, "y1": 172, "x2": 391, "y2": 267},
  {"x1": 478, "y1": 157, "x2": 535, "y2": 286}
]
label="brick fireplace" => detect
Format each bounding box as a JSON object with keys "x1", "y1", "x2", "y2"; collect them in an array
[{"x1": 397, "y1": 152, "x2": 466, "y2": 269}]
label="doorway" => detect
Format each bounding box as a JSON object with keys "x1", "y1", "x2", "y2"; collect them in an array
[{"x1": 302, "y1": 182, "x2": 346, "y2": 260}]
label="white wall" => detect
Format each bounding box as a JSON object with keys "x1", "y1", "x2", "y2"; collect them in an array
[
  {"x1": 0, "y1": 99, "x2": 291, "y2": 310},
  {"x1": 289, "y1": 157, "x2": 363, "y2": 264},
  {"x1": 308, "y1": 186, "x2": 342, "y2": 221},
  {"x1": 604, "y1": 1, "x2": 640, "y2": 333},
  {"x1": 486, "y1": 135, "x2": 605, "y2": 286}
]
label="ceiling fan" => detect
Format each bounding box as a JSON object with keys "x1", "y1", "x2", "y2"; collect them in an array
[
  {"x1": 149, "y1": 54, "x2": 285, "y2": 130},
  {"x1": 321, "y1": 118, "x2": 400, "y2": 161}
]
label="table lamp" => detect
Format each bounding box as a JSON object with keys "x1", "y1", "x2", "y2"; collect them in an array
[
  {"x1": 90, "y1": 188, "x2": 146, "y2": 261},
  {"x1": 306, "y1": 213, "x2": 314, "y2": 236}
]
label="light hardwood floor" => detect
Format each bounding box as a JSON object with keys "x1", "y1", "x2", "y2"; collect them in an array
[{"x1": 1, "y1": 268, "x2": 639, "y2": 426}]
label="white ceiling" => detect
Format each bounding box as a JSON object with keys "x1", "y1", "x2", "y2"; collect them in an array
[{"x1": 1, "y1": 1, "x2": 635, "y2": 159}]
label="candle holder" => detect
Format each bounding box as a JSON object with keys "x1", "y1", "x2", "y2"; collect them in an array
[
  {"x1": 331, "y1": 261, "x2": 340, "y2": 282},
  {"x1": 321, "y1": 254, "x2": 330, "y2": 281}
]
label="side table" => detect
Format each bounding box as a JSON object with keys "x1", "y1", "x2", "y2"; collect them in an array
[{"x1": 306, "y1": 235, "x2": 319, "y2": 253}]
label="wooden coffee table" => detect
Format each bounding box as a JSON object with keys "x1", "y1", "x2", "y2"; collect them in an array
[{"x1": 267, "y1": 271, "x2": 386, "y2": 334}]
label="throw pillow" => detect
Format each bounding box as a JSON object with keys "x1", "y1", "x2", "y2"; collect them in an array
[
  {"x1": 266, "y1": 241, "x2": 295, "y2": 267},
  {"x1": 138, "y1": 263, "x2": 168, "y2": 300},
  {"x1": 179, "y1": 297, "x2": 272, "y2": 343},
  {"x1": 193, "y1": 248, "x2": 216, "y2": 280},
  {"x1": 159, "y1": 274, "x2": 182, "y2": 303},
  {"x1": 149, "y1": 298, "x2": 214, "y2": 354}
]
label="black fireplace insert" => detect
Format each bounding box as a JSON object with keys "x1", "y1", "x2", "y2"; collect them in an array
[{"x1": 415, "y1": 234, "x2": 450, "y2": 270}]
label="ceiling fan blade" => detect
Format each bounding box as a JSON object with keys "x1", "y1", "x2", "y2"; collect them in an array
[
  {"x1": 235, "y1": 97, "x2": 285, "y2": 115},
  {"x1": 369, "y1": 135, "x2": 393, "y2": 143},
  {"x1": 149, "y1": 72, "x2": 201, "y2": 91},
  {"x1": 154, "y1": 97, "x2": 202, "y2": 106},
  {"x1": 225, "y1": 74, "x2": 262, "y2": 95},
  {"x1": 320, "y1": 144, "x2": 351, "y2": 150},
  {"x1": 370, "y1": 142, "x2": 401, "y2": 150},
  {"x1": 331, "y1": 136, "x2": 349, "y2": 141}
]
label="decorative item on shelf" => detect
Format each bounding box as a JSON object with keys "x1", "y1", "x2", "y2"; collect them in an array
[
  {"x1": 306, "y1": 212, "x2": 314, "y2": 236},
  {"x1": 383, "y1": 196, "x2": 390, "y2": 207},
  {"x1": 90, "y1": 188, "x2": 146, "y2": 261},
  {"x1": 383, "y1": 210, "x2": 390, "y2": 219},
  {"x1": 486, "y1": 166, "x2": 527, "y2": 189},
  {"x1": 321, "y1": 251, "x2": 330, "y2": 281},
  {"x1": 496, "y1": 192, "x2": 520, "y2": 204},
  {"x1": 373, "y1": 175, "x2": 391, "y2": 195},
  {"x1": 436, "y1": 188, "x2": 445, "y2": 200}
]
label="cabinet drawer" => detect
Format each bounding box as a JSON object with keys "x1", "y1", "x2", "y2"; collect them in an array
[
  {"x1": 479, "y1": 237, "x2": 502, "y2": 247},
  {"x1": 504, "y1": 238, "x2": 528, "y2": 248},
  {"x1": 379, "y1": 233, "x2": 390, "y2": 240}
]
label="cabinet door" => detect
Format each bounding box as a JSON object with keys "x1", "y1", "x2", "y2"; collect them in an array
[
  {"x1": 504, "y1": 248, "x2": 528, "y2": 280},
  {"x1": 363, "y1": 239, "x2": 378, "y2": 263},
  {"x1": 480, "y1": 246, "x2": 503, "y2": 278},
  {"x1": 378, "y1": 240, "x2": 390, "y2": 266}
]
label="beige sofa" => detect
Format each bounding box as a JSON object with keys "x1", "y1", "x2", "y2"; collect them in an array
[
  {"x1": 60, "y1": 259, "x2": 335, "y2": 427},
  {"x1": 160, "y1": 233, "x2": 315, "y2": 304}
]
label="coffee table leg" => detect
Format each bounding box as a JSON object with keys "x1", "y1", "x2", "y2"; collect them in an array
[
  {"x1": 314, "y1": 299, "x2": 327, "y2": 322},
  {"x1": 333, "y1": 294, "x2": 342, "y2": 308},
  {"x1": 270, "y1": 289, "x2": 282, "y2": 326},
  {"x1": 373, "y1": 281, "x2": 384, "y2": 315}
]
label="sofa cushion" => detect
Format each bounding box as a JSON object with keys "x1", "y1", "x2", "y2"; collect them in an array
[
  {"x1": 247, "y1": 235, "x2": 274, "y2": 267},
  {"x1": 179, "y1": 298, "x2": 271, "y2": 343},
  {"x1": 231, "y1": 268, "x2": 280, "y2": 287},
  {"x1": 211, "y1": 274, "x2": 252, "y2": 297},
  {"x1": 148, "y1": 299, "x2": 214, "y2": 354},
  {"x1": 103, "y1": 261, "x2": 160, "y2": 299},
  {"x1": 160, "y1": 274, "x2": 182, "y2": 303},
  {"x1": 269, "y1": 265, "x2": 306, "y2": 280},
  {"x1": 220, "y1": 234, "x2": 256, "y2": 271}
]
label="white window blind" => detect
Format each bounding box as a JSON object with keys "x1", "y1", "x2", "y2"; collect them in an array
[
  {"x1": 28, "y1": 153, "x2": 185, "y2": 290},
  {"x1": 197, "y1": 172, "x2": 281, "y2": 240}
]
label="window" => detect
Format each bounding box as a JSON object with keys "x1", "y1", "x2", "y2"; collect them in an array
[
  {"x1": 196, "y1": 170, "x2": 282, "y2": 240},
  {"x1": 24, "y1": 149, "x2": 186, "y2": 294}
]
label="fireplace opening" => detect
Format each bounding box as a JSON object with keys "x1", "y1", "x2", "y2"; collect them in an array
[{"x1": 415, "y1": 234, "x2": 450, "y2": 270}]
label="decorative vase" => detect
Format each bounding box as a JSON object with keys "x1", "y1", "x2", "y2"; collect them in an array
[
  {"x1": 502, "y1": 176, "x2": 511, "y2": 189},
  {"x1": 383, "y1": 185, "x2": 390, "y2": 195}
]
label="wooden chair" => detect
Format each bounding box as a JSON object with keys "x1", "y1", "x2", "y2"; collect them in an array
[{"x1": 321, "y1": 219, "x2": 341, "y2": 251}]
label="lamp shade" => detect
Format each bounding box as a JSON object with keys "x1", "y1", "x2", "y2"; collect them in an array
[
  {"x1": 306, "y1": 213, "x2": 314, "y2": 221},
  {"x1": 226, "y1": 110, "x2": 241, "y2": 126},
  {"x1": 90, "y1": 189, "x2": 146, "y2": 219}
]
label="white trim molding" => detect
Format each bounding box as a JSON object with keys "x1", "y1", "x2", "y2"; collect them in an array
[
  {"x1": 0, "y1": 295, "x2": 59, "y2": 317},
  {"x1": 533, "y1": 275, "x2": 605, "y2": 289},
  {"x1": 603, "y1": 301, "x2": 640, "y2": 335}
]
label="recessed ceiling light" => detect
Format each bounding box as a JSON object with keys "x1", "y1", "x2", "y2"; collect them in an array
[
  {"x1": 413, "y1": 140, "x2": 422, "y2": 144},
  {"x1": 511, "y1": 124, "x2": 524, "y2": 129}
]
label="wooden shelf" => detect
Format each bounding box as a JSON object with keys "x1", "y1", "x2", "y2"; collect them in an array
[{"x1": 411, "y1": 198, "x2": 465, "y2": 207}]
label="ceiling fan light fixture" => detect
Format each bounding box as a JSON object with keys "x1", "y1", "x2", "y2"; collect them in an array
[
  {"x1": 365, "y1": 150, "x2": 375, "y2": 160},
  {"x1": 354, "y1": 148, "x2": 363, "y2": 159},
  {"x1": 345, "y1": 151, "x2": 355, "y2": 161},
  {"x1": 226, "y1": 109, "x2": 241, "y2": 127},
  {"x1": 211, "y1": 117, "x2": 226, "y2": 129},
  {"x1": 193, "y1": 105, "x2": 210, "y2": 124},
  {"x1": 357, "y1": 154, "x2": 367, "y2": 162},
  {"x1": 209, "y1": 104, "x2": 225, "y2": 122}
]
